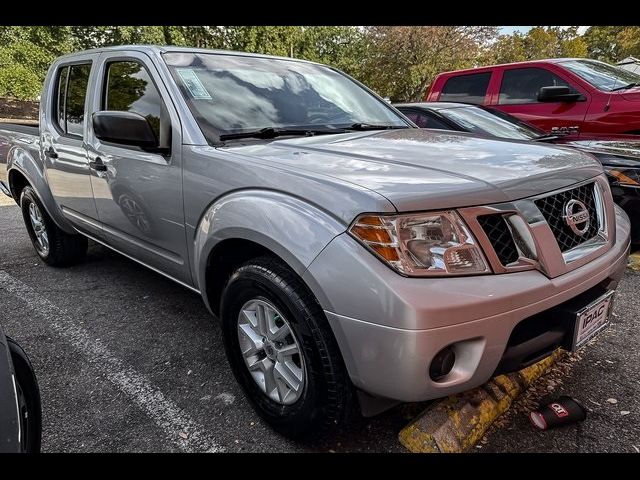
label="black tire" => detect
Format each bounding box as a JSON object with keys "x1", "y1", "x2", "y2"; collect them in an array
[
  {"x1": 220, "y1": 256, "x2": 352, "y2": 439},
  {"x1": 20, "y1": 186, "x2": 87, "y2": 267},
  {"x1": 6, "y1": 337, "x2": 42, "y2": 453}
]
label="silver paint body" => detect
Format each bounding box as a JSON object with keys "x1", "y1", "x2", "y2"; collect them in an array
[{"x1": 0, "y1": 46, "x2": 631, "y2": 402}]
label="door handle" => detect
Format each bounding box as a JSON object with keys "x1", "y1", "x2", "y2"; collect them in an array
[
  {"x1": 89, "y1": 157, "x2": 108, "y2": 172},
  {"x1": 44, "y1": 147, "x2": 58, "y2": 159}
]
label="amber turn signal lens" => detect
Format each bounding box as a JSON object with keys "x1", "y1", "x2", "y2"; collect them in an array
[
  {"x1": 370, "y1": 245, "x2": 400, "y2": 262},
  {"x1": 357, "y1": 216, "x2": 385, "y2": 226},
  {"x1": 608, "y1": 169, "x2": 640, "y2": 187},
  {"x1": 350, "y1": 225, "x2": 393, "y2": 244},
  {"x1": 349, "y1": 216, "x2": 401, "y2": 262}
]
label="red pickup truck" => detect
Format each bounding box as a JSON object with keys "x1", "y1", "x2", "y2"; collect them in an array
[{"x1": 426, "y1": 58, "x2": 640, "y2": 139}]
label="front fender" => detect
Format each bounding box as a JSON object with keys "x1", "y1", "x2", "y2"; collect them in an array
[
  {"x1": 193, "y1": 189, "x2": 346, "y2": 295},
  {"x1": 8, "y1": 146, "x2": 75, "y2": 234}
]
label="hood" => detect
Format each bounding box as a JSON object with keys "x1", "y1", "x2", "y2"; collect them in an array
[
  {"x1": 223, "y1": 129, "x2": 603, "y2": 212},
  {"x1": 567, "y1": 139, "x2": 640, "y2": 164}
]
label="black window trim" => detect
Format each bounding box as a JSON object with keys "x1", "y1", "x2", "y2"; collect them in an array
[
  {"x1": 439, "y1": 71, "x2": 492, "y2": 105},
  {"x1": 497, "y1": 66, "x2": 587, "y2": 106},
  {"x1": 98, "y1": 56, "x2": 172, "y2": 154},
  {"x1": 51, "y1": 60, "x2": 93, "y2": 140}
]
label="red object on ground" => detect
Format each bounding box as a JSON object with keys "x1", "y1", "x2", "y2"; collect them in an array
[{"x1": 426, "y1": 58, "x2": 640, "y2": 139}]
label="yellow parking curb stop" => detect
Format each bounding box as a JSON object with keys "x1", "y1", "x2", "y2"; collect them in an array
[
  {"x1": 398, "y1": 350, "x2": 565, "y2": 453},
  {"x1": 628, "y1": 251, "x2": 640, "y2": 272}
]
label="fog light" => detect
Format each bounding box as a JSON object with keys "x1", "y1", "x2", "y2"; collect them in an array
[{"x1": 429, "y1": 346, "x2": 456, "y2": 381}]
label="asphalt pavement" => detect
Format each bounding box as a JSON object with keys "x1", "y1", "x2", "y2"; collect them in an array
[{"x1": 0, "y1": 197, "x2": 638, "y2": 452}]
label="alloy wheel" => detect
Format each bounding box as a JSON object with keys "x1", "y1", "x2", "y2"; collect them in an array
[
  {"x1": 237, "y1": 299, "x2": 305, "y2": 405},
  {"x1": 28, "y1": 202, "x2": 49, "y2": 255}
]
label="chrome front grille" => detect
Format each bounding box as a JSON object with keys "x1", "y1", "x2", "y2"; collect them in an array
[
  {"x1": 458, "y1": 177, "x2": 611, "y2": 278},
  {"x1": 534, "y1": 183, "x2": 599, "y2": 252}
]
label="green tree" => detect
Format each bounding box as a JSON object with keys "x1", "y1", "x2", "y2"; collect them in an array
[
  {"x1": 487, "y1": 26, "x2": 587, "y2": 65},
  {"x1": 295, "y1": 26, "x2": 367, "y2": 78},
  {"x1": 360, "y1": 26, "x2": 499, "y2": 102},
  {"x1": 0, "y1": 26, "x2": 74, "y2": 99},
  {"x1": 617, "y1": 27, "x2": 640, "y2": 59},
  {"x1": 222, "y1": 26, "x2": 303, "y2": 57},
  {"x1": 583, "y1": 26, "x2": 626, "y2": 61}
]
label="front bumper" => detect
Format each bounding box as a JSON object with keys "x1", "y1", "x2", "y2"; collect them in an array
[{"x1": 303, "y1": 206, "x2": 631, "y2": 402}]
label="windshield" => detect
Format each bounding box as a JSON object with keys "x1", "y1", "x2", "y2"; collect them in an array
[
  {"x1": 560, "y1": 59, "x2": 640, "y2": 92},
  {"x1": 163, "y1": 52, "x2": 408, "y2": 143},
  {"x1": 437, "y1": 105, "x2": 545, "y2": 140}
]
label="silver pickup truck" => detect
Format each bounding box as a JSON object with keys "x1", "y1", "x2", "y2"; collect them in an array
[{"x1": 0, "y1": 46, "x2": 631, "y2": 438}]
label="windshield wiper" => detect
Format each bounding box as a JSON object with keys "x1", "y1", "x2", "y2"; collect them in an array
[
  {"x1": 531, "y1": 134, "x2": 562, "y2": 142},
  {"x1": 611, "y1": 82, "x2": 640, "y2": 92},
  {"x1": 219, "y1": 127, "x2": 345, "y2": 141},
  {"x1": 345, "y1": 123, "x2": 408, "y2": 131}
]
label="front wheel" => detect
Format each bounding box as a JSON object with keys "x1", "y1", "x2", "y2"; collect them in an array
[
  {"x1": 220, "y1": 256, "x2": 352, "y2": 439},
  {"x1": 20, "y1": 186, "x2": 87, "y2": 267}
]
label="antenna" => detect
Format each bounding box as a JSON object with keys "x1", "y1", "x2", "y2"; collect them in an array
[{"x1": 605, "y1": 60, "x2": 621, "y2": 112}]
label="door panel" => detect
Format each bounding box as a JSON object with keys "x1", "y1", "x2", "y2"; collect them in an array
[
  {"x1": 44, "y1": 60, "x2": 101, "y2": 235},
  {"x1": 491, "y1": 66, "x2": 590, "y2": 137},
  {"x1": 86, "y1": 53, "x2": 191, "y2": 285}
]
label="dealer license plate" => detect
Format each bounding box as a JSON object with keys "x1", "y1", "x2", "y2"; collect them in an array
[{"x1": 571, "y1": 290, "x2": 615, "y2": 350}]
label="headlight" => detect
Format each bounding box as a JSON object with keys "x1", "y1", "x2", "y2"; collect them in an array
[
  {"x1": 349, "y1": 211, "x2": 490, "y2": 276},
  {"x1": 605, "y1": 166, "x2": 640, "y2": 187}
]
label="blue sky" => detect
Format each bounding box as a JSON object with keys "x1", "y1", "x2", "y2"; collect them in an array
[
  {"x1": 500, "y1": 26, "x2": 533, "y2": 35},
  {"x1": 500, "y1": 26, "x2": 590, "y2": 35}
]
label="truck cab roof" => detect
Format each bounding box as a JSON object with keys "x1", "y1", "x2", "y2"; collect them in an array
[{"x1": 55, "y1": 44, "x2": 321, "y2": 66}]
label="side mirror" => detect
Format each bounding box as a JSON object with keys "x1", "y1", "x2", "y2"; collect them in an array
[
  {"x1": 538, "y1": 86, "x2": 584, "y2": 103},
  {"x1": 93, "y1": 111, "x2": 158, "y2": 149}
]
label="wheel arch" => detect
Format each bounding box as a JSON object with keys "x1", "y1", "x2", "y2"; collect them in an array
[
  {"x1": 7, "y1": 157, "x2": 75, "y2": 235},
  {"x1": 194, "y1": 189, "x2": 346, "y2": 316}
]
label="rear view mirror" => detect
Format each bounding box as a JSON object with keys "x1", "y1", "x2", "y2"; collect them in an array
[
  {"x1": 538, "y1": 86, "x2": 584, "y2": 103},
  {"x1": 93, "y1": 111, "x2": 158, "y2": 149}
]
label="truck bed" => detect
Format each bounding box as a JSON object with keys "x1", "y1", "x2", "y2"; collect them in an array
[
  {"x1": 0, "y1": 122, "x2": 39, "y2": 136},
  {"x1": 0, "y1": 122, "x2": 41, "y2": 196}
]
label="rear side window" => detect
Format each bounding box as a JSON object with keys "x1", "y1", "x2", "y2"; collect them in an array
[
  {"x1": 55, "y1": 66, "x2": 69, "y2": 132},
  {"x1": 401, "y1": 110, "x2": 450, "y2": 129},
  {"x1": 439, "y1": 72, "x2": 491, "y2": 104},
  {"x1": 104, "y1": 61, "x2": 164, "y2": 141},
  {"x1": 54, "y1": 63, "x2": 91, "y2": 137},
  {"x1": 499, "y1": 67, "x2": 576, "y2": 105}
]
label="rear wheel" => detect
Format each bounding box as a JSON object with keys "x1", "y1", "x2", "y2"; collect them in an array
[
  {"x1": 7, "y1": 337, "x2": 42, "y2": 453},
  {"x1": 20, "y1": 186, "x2": 87, "y2": 267},
  {"x1": 220, "y1": 256, "x2": 352, "y2": 439}
]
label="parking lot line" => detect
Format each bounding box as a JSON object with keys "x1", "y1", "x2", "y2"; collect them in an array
[{"x1": 0, "y1": 270, "x2": 224, "y2": 453}]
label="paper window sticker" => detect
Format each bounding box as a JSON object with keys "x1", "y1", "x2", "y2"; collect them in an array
[{"x1": 176, "y1": 69, "x2": 212, "y2": 100}]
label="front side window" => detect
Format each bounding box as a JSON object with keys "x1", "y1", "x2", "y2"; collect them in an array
[
  {"x1": 560, "y1": 59, "x2": 640, "y2": 91},
  {"x1": 104, "y1": 61, "x2": 164, "y2": 141},
  {"x1": 499, "y1": 67, "x2": 576, "y2": 105},
  {"x1": 439, "y1": 72, "x2": 492, "y2": 104},
  {"x1": 54, "y1": 63, "x2": 91, "y2": 136},
  {"x1": 162, "y1": 53, "x2": 408, "y2": 143}
]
